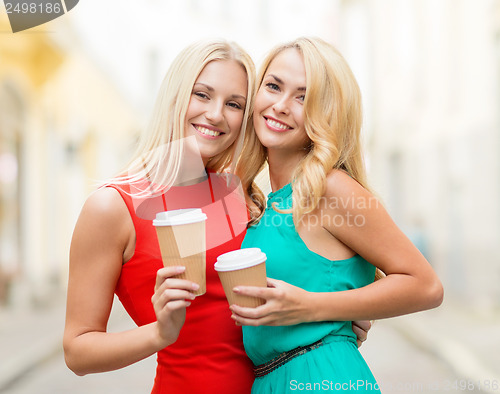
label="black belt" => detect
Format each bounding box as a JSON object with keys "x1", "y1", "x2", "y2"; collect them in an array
[{"x1": 253, "y1": 339, "x2": 324, "y2": 378}]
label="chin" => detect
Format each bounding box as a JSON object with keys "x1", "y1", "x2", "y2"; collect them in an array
[
  {"x1": 257, "y1": 135, "x2": 282, "y2": 150},
  {"x1": 200, "y1": 146, "x2": 230, "y2": 161}
]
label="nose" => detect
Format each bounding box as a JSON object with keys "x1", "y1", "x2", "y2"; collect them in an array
[
  {"x1": 206, "y1": 100, "x2": 224, "y2": 124},
  {"x1": 272, "y1": 96, "x2": 290, "y2": 115}
]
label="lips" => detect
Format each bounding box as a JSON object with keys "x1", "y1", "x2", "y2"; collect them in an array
[
  {"x1": 193, "y1": 124, "x2": 225, "y2": 138},
  {"x1": 264, "y1": 116, "x2": 292, "y2": 132}
]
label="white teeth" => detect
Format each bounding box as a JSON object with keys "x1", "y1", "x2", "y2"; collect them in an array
[
  {"x1": 195, "y1": 126, "x2": 221, "y2": 137},
  {"x1": 266, "y1": 118, "x2": 290, "y2": 130}
]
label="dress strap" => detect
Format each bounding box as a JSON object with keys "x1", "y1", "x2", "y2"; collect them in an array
[
  {"x1": 103, "y1": 184, "x2": 154, "y2": 263},
  {"x1": 104, "y1": 184, "x2": 140, "y2": 227}
]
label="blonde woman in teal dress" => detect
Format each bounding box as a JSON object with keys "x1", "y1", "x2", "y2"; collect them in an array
[{"x1": 232, "y1": 37, "x2": 444, "y2": 393}]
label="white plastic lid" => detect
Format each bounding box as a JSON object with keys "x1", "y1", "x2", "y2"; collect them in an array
[
  {"x1": 153, "y1": 208, "x2": 207, "y2": 226},
  {"x1": 214, "y1": 248, "x2": 266, "y2": 272}
]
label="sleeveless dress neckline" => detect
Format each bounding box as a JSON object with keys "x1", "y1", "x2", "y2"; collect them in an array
[
  {"x1": 267, "y1": 182, "x2": 292, "y2": 203},
  {"x1": 266, "y1": 182, "x2": 360, "y2": 264},
  {"x1": 107, "y1": 172, "x2": 254, "y2": 394},
  {"x1": 241, "y1": 181, "x2": 380, "y2": 393}
]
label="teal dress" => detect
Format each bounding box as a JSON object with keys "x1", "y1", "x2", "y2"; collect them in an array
[{"x1": 241, "y1": 183, "x2": 381, "y2": 393}]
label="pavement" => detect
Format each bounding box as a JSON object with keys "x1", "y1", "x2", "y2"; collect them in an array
[
  {"x1": 1, "y1": 290, "x2": 500, "y2": 393},
  {"x1": 386, "y1": 298, "x2": 500, "y2": 392},
  {"x1": 0, "y1": 289, "x2": 138, "y2": 393},
  {"x1": 0, "y1": 293, "x2": 66, "y2": 392}
]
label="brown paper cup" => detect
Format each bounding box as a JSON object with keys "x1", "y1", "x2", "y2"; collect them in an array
[
  {"x1": 217, "y1": 262, "x2": 266, "y2": 307},
  {"x1": 154, "y1": 209, "x2": 207, "y2": 296},
  {"x1": 215, "y1": 248, "x2": 267, "y2": 307}
]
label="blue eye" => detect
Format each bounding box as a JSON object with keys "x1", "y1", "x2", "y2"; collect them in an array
[
  {"x1": 266, "y1": 83, "x2": 279, "y2": 91},
  {"x1": 227, "y1": 102, "x2": 242, "y2": 110},
  {"x1": 194, "y1": 92, "x2": 209, "y2": 99}
]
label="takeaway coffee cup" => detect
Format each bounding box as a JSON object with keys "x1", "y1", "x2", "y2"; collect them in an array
[
  {"x1": 214, "y1": 248, "x2": 267, "y2": 307},
  {"x1": 153, "y1": 208, "x2": 207, "y2": 296}
]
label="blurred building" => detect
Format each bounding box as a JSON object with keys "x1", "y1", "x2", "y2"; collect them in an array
[
  {"x1": 340, "y1": 0, "x2": 500, "y2": 311},
  {"x1": 0, "y1": 15, "x2": 140, "y2": 306}
]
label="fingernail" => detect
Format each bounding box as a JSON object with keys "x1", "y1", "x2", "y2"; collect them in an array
[
  {"x1": 192, "y1": 283, "x2": 200, "y2": 290},
  {"x1": 233, "y1": 287, "x2": 240, "y2": 293},
  {"x1": 176, "y1": 266, "x2": 186, "y2": 272}
]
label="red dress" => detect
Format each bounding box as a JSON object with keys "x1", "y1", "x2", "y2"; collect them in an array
[{"x1": 108, "y1": 173, "x2": 254, "y2": 393}]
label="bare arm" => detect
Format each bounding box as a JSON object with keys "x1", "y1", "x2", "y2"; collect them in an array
[
  {"x1": 311, "y1": 170, "x2": 444, "y2": 321},
  {"x1": 63, "y1": 187, "x2": 196, "y2": 375},
  {"x1": 231, "y1": 170, "x2": 443, "y2": 325}
]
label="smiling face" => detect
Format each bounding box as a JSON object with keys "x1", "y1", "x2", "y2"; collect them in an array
[
  {"x1": 253, "y1": 48, "x2": 311, "y2": 154},
  {"x1": 185, "y1": 59, "x2": 248, "y2": 165}
]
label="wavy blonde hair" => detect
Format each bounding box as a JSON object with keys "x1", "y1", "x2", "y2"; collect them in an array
[
  {"x1": 237, "y1": 37, "x2": 384, "y2": 280},
  {"x1": 238, "y1": 37, "x2": 368, "y2": 222},
  {"x1": 111, "y1": 39, "x2": 256, "y2": 196}
]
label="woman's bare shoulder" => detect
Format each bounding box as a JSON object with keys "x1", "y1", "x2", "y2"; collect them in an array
[
  {"x1": 76, "y1": 186, "x2": 131, "y2": 234},
  {"x1": 324, "y1": 169, "x2": 370, "y2": 200},
  {"x1": 84, "y1": 186, "x2": 126, "y2": 214}
]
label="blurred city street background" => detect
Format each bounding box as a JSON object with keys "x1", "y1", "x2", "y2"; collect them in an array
[{"x1": 1, "y1": 0, "x2": 500, "y2": 392}]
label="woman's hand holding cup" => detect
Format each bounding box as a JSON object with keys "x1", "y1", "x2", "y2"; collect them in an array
[{"x1": 151, "y1": 266, "x2": 199, "y2": 347}]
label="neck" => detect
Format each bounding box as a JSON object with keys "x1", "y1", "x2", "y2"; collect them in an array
[
  {"x1": 267, "y1": 148, "x2": 307, "y2": 192},
  {"x1": 171, "y1": 158, "x2": 208, "y2": 186}
]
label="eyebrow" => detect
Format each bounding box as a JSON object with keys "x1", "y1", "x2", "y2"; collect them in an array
[
  {"x1": 268, "y1": 74, "x2": 306, "y2": 92},
  {"x1": 194, "y1": 83, "x2": 247, "y2": 101}
]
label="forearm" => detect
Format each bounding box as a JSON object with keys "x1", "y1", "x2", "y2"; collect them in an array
[
  {"x1": 64, "y1": 322, "x2": 167, "y2": 376},
  {"x1": 309, "y1": 274, "x2": 443, "y2": 322}
]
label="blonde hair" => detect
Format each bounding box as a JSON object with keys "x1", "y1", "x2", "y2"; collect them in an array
[
  {"x1": 238, "y1": 37, "x2": 368, "y2": 223},
  {"x1": 238, "y1": 37, "x2": 383, "y2": 280},
  {"x1": 112, "y1": 39, "x2": 255, "y2": 196}
]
